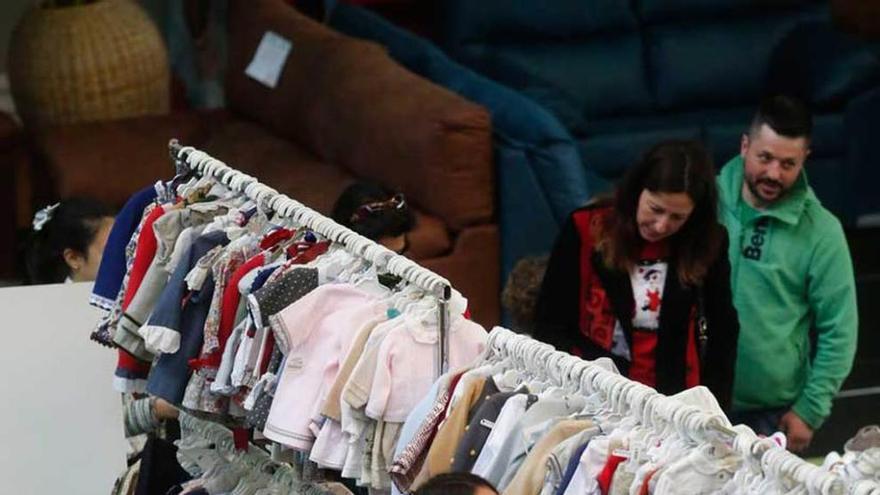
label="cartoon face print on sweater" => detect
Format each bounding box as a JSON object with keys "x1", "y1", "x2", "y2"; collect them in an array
[{"x1": 630, "y1": 260, "x2": 668, "y2": 330}]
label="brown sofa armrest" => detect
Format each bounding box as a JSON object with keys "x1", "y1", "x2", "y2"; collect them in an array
[
  {"x1": 201, "y1": 117, "x2": 453, "y2": 259},
  {"x1": 225, "y1": 0, "x2": 493, "y2": 231},
  {"x1": 422, "y1": 224, "x2": 500, "y2": 327},
  {"x1": 30, "y1": 110, "x2": 228, "y2": 208}
]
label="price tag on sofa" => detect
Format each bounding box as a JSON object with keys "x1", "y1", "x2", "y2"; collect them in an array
[{"x1": 245, "y1": 31, "x2": 292, "y2": 88}]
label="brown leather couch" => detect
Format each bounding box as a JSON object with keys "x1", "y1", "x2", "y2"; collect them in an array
[{"x1": 9, "y1": 0, "x2": 500, "y2": 325}]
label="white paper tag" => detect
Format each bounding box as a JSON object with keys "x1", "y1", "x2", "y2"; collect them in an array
[
  {"x1": 245, "y1": 31, "x2": 292, "y2": 88},
  {"x1": 479, "y1": 418, "x2": 495, "y2": 429}
]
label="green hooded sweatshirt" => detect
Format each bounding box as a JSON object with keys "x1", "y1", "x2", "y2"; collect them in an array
[{"x1": 717, "y1": 156, "x2": 858, "y2": 429}]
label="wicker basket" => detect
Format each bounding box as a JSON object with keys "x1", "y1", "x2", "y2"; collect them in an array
[{"x1": 7, "y1": 0, "x2": 170, "y2": 129}]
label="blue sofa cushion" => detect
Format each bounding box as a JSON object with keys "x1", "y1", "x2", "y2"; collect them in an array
[
  {"x1": 579, "y1": 126, "x2": 701, "y2": 182},
  {"x1": 459, "y1": 33, "x2": 654, "y2": 118},
  {"x1": 647, "y1": 10, "x2": 822, "y2": 110},
  {"x1": 443, "y1": 0, "x2": 637, "y2": 45}
]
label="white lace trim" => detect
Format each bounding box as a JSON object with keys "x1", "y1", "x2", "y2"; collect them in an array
[
  {"x1": 113, "y1": 376, "x2": 147, "y2": 394},
  {"x1": 89, "y1": 293, "x2": 116, "y2": 312},
  {"x1": 139, "y1": 324, "x2": 181, "y2": 354}
]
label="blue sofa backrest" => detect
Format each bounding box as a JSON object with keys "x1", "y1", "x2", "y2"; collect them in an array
[
  {"x1": 442, "y1": 0, "x2": 826, "y2": 124},
  {"x1": 443, "y1": 0, "x2": 648, "y2": 123},
  {"x1": 639, "y1": 0, "x2": 826, "y2": 111}
]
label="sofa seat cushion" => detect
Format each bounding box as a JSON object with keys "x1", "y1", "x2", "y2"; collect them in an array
[{"x1": 201, "y1": 118, "x2": 452, "y2": 259}]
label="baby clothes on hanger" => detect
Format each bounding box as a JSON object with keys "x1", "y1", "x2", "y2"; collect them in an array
[
  {"x1": 145, "y1": 230, "x2": 231, "y2": 404},
  {"x1": 228, "y1": 260, "x2": 281, "y2": 389},
  {"x1": 652, "y1": 443, "x2": 741, "y2": 495},
  {"x1": 470, "y1": 393, "x2": 536, "y2": 481},
  {"x1": 320, "y1": 315, "x2": 390, "y2": 424},
  {"x1": 247, "y1": 266, "x2": 321, "y2": 354},
  {"x1": 183, "y1": 232, "x2": 262, "y2": 415},
  {"x1": 340, "y1": 318, "x2": 406, "y2": 483},
  {"x1": 114, "y1": 204, "x2": 169, "y2": 361},
  {"x1": 92, "y1": 185, "x2": 160, "y2": 349},
  {"x1": 131, "y1": 206, "x2": 223, "y2": 354},
  {"x1": 389, "y1": 370, "x2": 466, "y2": 494},
  {"x1": 114, "y1": 197, "x2": 236, "y2": 396},
  {"x1": 407, "y1": 373, "x2": 490, "y2": 489},
  {"x1": 92, "y1": 185, "x2": 160, "y2": 312},
  {"x1": 310, "y1": 314, "x2": 390, "y2": 470},
  {"x1": 553, "y1": 440, "x2": 591, "y2": 495},
  {"x1": 365, "y1": 316, "x2": 488, "y2": 424},
  {"x1": 113, "y1": 202, "x2": 177, "y2": 393},
  {"x1": 210, "y1": 238, "x2": 334, "y2": 416},
  {"x1": 263, "y1": 284, "x2": 387, "y2": 450},
  {"x1": 505, "y1": 418, "x2": 594, "y2": 495},
  {"x1": 493, "y1": 394, "x2": 590, "y2": 491},
  {"x1": 450, "y1": 385, "x2": 528, "y2": 474}
]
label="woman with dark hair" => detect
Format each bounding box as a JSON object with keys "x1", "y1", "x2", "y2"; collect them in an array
[
  {"x1": 332, "y1": 181, "x2": 415, "y2": 254},
  {"x1": 533, "y1": 140, "x2": 739, "y2": 410},
  {"x1": 416, "y1": 472, "x2": 499, "y2": 495},
  {"x1": 26, "y1": 197, "x2": 115, "y2": 284}
]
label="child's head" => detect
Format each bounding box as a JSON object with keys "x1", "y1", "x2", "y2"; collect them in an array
[
  {"x1": 416, "y1": 473, "x2": 499, "y2": 495},
  {"x1": 502, "y1": 255, "x2": 549, "y2": 333},
  {"x1": 332, "y1": 181, "x2": 415, "y2": 254},
  {"x1": 26, "y1": 198, "x2": 114, "y2": 284}
]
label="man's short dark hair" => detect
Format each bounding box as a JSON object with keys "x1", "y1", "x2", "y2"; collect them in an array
[{"x1": 750, "y1": 94, "x2": 813, "y2": 141}]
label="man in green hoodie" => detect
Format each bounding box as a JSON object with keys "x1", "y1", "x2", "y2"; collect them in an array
[{"x1": 717, "y1": 95, "x2": 858, "y2": 452}]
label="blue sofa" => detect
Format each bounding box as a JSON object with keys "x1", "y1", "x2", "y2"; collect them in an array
[
  {"x1": 438, "y1": 0, "x2": 880, "y2": 226},
  {"x1": 317, "y1": 1, "x2": 597, "y2": 285}
]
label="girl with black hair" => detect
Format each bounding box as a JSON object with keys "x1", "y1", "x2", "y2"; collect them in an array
[
  {"x1": 332, "y1": 181, "x2": 415, "y2": 254},
  {"x1": 26, "y1": 197, "x2": 115, "y2": 284},
  {"x1": 533, "y1": 140, "x2": 740, "y2": 411}
]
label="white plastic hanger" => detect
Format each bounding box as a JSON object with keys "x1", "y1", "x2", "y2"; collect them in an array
[{"x1": 524, "y1": 344, "x2": 559, "y2": 392}]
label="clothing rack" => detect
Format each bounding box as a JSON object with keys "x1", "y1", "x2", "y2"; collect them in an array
[
  {"x1": 167, "y1": 139, "x2": 452, "y2": 378},
  {"x1": 484, "y1": 326, "x2": 854, "y2": 495}
]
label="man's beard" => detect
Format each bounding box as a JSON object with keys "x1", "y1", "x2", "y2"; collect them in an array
[{"x1": 745, "y1": 174, "x2": 787, "y2": 205}]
